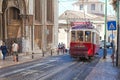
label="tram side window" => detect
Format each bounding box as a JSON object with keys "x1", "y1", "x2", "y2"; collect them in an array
[
  {"x1": 77, "y1": 31, "x2": 83, "y2": 42},
  {"x1": 92, "y1": 32, "x2": 95, "y2": 43},
  {"x1": 85, "y1": 31, "x2": 91, "y2": 42},
  {"x1": 71, "y1": 31, "x2": 76, "y2": 42},
  {"x1": 96, "y1": 34, "x2": 99, "y2": 44}
]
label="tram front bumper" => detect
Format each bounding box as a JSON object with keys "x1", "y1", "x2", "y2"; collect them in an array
[{"x1": 70, "y1": 51, "x2": 88, "y2": 58}]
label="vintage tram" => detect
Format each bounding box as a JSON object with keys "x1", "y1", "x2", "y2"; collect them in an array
[{"x1": 69, "y1": 22, "x2": 100, "y2": 59}]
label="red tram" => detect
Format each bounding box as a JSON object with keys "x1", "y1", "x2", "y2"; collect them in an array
[{"x1": 69, "y1": 22, "x2": 100, "y2": 59}]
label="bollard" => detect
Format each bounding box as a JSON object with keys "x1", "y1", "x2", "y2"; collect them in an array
[
  {"x1": 65, "y1": 49, "x2": 67, "y2": 53},
  {"x1": 32, "y1": 52, "x2": 34, "y2": 59},
  {"x1": 42, "y1": 50, "x2": 44, "y2": 57},
  {"x1": 57, "y1": 49, "x2": 59, "y2": 55},
  {"x1": 63, "y1": 49, "x2": 64, "y2": 54},
  {"x1": 16, "y1": 54, "x2": 18, "y2": 62},
  {"x1": 51, "y1": 49, "x2": 52, "y2": 56}
]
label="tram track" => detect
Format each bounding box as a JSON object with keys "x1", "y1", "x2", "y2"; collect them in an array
[
  {"x1": 39, "y1": 56, "x2": 100, "y2": 80},
  {"x1": 0, "y1": 54, "x2": 101, "y2": 80}
]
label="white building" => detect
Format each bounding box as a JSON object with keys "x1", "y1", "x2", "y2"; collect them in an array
[{"x1": 73, "y1": 0, "x2": 104, "y2": 14}]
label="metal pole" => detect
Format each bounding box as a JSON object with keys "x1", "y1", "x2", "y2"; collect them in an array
[
  {"x1": 103, "y1": 0, "x2": 107, "y2": 59},
  {"x1": 82, "y1": 0, "x2": 86, "y2": 20},
  {"x1": 116, "y1": 0, "x2": 119, "y2": 66}
]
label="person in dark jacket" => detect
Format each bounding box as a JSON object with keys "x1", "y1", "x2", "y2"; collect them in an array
[{"x1": 0, "y1": 42, "x2": 8, "y2": 60}]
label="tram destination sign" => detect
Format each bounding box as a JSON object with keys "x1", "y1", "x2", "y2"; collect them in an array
[
  {"x1": 107, "y1": 21, "x2": 116, "y2": 30},
  {"x1": 71, "y1": 22, "x2": 91, "y2": 26},
  {"x1": 71, "y1": 22, "x2": 93, "y2": 29}
]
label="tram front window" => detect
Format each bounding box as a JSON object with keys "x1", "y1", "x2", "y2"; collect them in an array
[
  {"x1": 71, "y1": 31, "x2": 76, "y2": 42},
  {"x1": 77, "y1": 31, "x2": 83, "y2": 42},
  {"x1": 85, "y1": 31, "x2": 91, "y2": 42}
]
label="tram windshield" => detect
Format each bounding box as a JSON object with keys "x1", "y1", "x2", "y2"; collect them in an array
[
  {"x1": 71, "y1": 31, "x2": 76, "y2": 42},
  {"x1": 77, "y1": 31, "x2": 83, "y2": 42},
  {"x1": 71, "y1": 30, "x2": 92, "y2": 42},
  {"x1": 71, "y1": 31, "x2": 84, "y2": 42},
  {"x1": 85, "y1": 31, "x2": 91, "y2": 42}
]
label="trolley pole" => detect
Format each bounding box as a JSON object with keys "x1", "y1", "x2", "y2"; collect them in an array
[{"x1": 103, "y1": 0, "x2": 107, "y2": 59}]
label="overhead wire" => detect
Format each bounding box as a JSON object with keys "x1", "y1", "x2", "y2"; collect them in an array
[
  {"x1": 58, "y1": 1, "x2": 70, "y2": 15},
  {"x1": 58, "y1": 0, "x2": 77, "y2": 15},
  {"x1": 58, "y1": 0, "x2": 77, "y2": 10},
  {"x1": 58, "y1": 0, "x2": 77, "y2": 2},
  {"x1": 59, "y1": 1, "x2": 70, "y2": 10}
]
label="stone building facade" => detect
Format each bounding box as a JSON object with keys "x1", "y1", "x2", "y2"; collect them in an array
[{"x1": 0, "y1": 0, "x2": 58, "y2": 54}]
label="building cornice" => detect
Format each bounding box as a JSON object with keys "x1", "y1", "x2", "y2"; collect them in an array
[{"x1": 73, "y1": 0, "x2": 104, "y2": 5}]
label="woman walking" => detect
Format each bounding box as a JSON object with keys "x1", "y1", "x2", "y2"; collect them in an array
[{"x1": 0, "y1": 42, "x2": 8, "y2": 60}]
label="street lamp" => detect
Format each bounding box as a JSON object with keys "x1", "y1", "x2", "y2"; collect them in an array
[{"x1": 103, "y1": 0, "x2": 107, "y2": 59}]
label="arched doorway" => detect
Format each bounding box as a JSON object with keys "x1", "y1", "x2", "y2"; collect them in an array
[
  {"x1": 2, "y1": 6, "x2": 22, "y2": 53},
  {"x1": 5, "y1": 7, "x2": 21, "y2": 38}
]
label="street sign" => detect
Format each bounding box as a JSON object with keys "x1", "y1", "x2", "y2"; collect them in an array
[{"x1": 107, "y1": 21, "x2": 116, "y2": 30}]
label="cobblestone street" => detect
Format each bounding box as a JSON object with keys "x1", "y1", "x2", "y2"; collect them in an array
[{"x1": 0, "y1": 49, "x2": 119, "y2": 80}]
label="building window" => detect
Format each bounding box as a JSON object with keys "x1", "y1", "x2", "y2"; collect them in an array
[
  {"x1": 9, "y1": 7, "x2": 20, "y2": 20},
  {"x1": 35, "y1": 0, "x2": 42, "y2": 22},
  {"x1": 80, "y1": 4, "x2": 83, "y2": 10},
  {"x1": 47, "y1": 0, "x2": 54, "y2": 23},
  {"x1": 91, "y1": 4, "x2": 95, "y2": 10}
]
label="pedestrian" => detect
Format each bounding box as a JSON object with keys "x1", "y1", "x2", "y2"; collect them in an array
[
  {"x1": 58, "y1": 43, "x2": 61, "y2": 54},
  {"x1": 110, "y1": 40, "x2": 115, "y2": 66},
  {"x1": 111, "y1": 41, "x2": 113, "y2": 48},
  {"x1": 111, "y1": 40, "x2": 115, "y2": 54},
  {"x1": 0, "y1": 40, "x2": 3, "y2": 59},
  {"x1": 11, "y1": 41, "x2": 19, "y2": 62},
  {"x1": 0, "y1": 42, "x2": 8, "y2": 60}
]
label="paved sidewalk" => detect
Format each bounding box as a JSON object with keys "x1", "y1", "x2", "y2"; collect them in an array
[
  {"x1": 0, "y1": 51, "x2": 61, "y2": 69},
  {"x1": 85, "y1": 55, "x2": 120, "y2": 80}
]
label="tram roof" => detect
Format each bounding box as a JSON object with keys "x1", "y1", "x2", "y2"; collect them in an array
[
  {"x1": 71, "y1": 24, "x2": 100, "y2": 34},
  {"x1": 72, "y1": 24, "x2": 94, "y2": 29}
]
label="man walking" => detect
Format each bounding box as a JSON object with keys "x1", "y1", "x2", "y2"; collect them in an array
[{"x1": 12, "y1": 41, "x2": 19, "y2": 62}]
